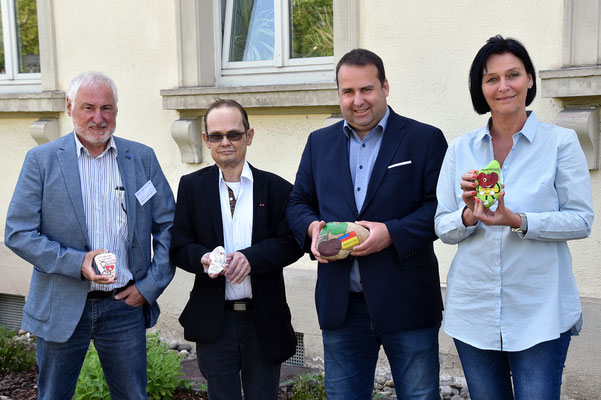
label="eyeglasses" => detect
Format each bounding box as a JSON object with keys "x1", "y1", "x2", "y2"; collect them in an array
[{"x1": 206, "y1": 131, "x2": 246, "y2": 143}]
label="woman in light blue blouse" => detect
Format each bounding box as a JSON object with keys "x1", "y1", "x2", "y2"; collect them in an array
[{"x1": 435, "y1": 35, "x2": 594, "y2": 400}]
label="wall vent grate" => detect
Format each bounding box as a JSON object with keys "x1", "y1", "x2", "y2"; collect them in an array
[
  {"x1": 0, "y1": 293, "x2": 25, "y2": 331},
  {"x1": 284, "y1": 331, "x2": 305, "y2": 366}
]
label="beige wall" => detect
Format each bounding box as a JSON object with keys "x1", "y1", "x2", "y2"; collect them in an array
[{"x1": 1, "y1": 0, "x2": 600, "y2": 396}]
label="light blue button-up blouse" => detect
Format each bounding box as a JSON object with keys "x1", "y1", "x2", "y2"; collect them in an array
[{"x1": 435, "y1": 112, "x2": 594, "y2": 351}]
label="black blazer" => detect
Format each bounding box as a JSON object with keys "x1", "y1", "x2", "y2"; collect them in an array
[
  {"x1": 287, "y1": 108, "x2": 448, "y2": 332},
  {"x1": 170, "y1": 164, "x2": 303, "y2": 363}
]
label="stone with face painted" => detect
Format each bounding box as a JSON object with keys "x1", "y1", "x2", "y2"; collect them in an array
[
  {"x1": 317, "y1": 222, "x2": 370, "y2": 260},
  {"x1": 475, "y1": 160, "x2": 502, "y2": 208}
]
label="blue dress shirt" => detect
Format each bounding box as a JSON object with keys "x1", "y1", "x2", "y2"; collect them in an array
[
  {"x1": 435, "y1": 112, "x2": 594, "y2": 351},
  {"x1": 344, "y1": 108, "x2": 389, "y2": 292}
]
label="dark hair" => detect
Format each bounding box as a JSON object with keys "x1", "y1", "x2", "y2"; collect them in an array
[
  {"x1": 336, "y1": 48, "x2": 386, "y2": 87},
  {"x1": 469, "y1": 35, "x2": 537, "y2": 114},
  {"x1": 204, "y1": 98, "x2": 250, "y2": 133}
]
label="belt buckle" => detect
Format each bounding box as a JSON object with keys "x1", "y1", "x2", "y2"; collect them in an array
[{"x1": 232, "y1": 302, "x2": 247, "y2": 311}]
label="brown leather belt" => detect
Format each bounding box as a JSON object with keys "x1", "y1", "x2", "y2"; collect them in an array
[
  {"x1": 224, "y1": 298, "x2": 253, "y2": 311},
  {"x1": 87, "y1": 280, "x2": 134, "y2": 300}
]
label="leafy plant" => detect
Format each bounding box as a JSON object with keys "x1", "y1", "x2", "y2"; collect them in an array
[
  {"x1": 291, "y1": 372, "x2": 327, "y2": 400},
  {"x1": 74, "y1": 332, "x2": 190, "y2": 400},
  {"x1": 290, "y1": 0, "x2": 333, "y2": 58},
  {"x1": 146, "y1": 331, "x2": 191, "y2": 399},
  {"x1": 73, "y1": 343, "x2": 110, "y2": 400},
  {"x1": 0, "y1": 325, "x2": 36, "y2": 374},
  {"x1": 15, "y1": 0, "x2": 40, "y2": 72}
]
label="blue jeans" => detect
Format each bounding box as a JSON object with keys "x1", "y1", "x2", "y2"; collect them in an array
[
  {"x1": 454, "y1": 329, "x2": 572, "y2": 400},
  {"x1": 196, "y1": 309, "x2": 281, "y2": 400},
  {"x1": 36, "y1": 298, "x2": 147, "y2": 400},
  {"x1": 322, "y1": 293, "x2": 441, "y2": 400}
]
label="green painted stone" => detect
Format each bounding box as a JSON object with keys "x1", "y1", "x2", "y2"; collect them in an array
[{"x1": 476, "y1": 160, "x2": 502, "y2": 208}]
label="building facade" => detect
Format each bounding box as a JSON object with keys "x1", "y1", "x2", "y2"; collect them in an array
[{"x1": 1, "y1": 0, "x2": 599, "y2": 397}]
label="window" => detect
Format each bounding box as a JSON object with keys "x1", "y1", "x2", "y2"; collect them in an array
[
  {"x1": 219, "y1": 0, "x2": 334, "y2": 85},
  {"x1": 163, "y1": 0, "x2": 356, "y2": 109},
  {"x1": 0, "y1": 0, "x2": 40, "y2": 86}
]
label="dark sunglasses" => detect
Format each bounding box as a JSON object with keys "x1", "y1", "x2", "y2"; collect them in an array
[{"x1": 206, "y1": 131, "x2": 246, "y2": 143}]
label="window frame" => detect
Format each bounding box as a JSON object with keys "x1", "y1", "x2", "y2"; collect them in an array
[
  {"x1": 0, "y1": 0, "x2": 41, "y2": 87},
  {"x1": 162, "y1": 0, "x2": 356, "y2": 110},
  {"x1": 220, "y1": 0, "x2": 334, "y2": 76}
]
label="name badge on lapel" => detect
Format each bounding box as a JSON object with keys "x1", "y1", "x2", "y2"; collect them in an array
[{"x1": 135, "y1": 180, "x2": 157, "y2": 206}]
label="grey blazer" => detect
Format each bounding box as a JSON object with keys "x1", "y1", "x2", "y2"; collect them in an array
[{"x1": 5, "y1": 132, "x2": 175, "y2": 343}]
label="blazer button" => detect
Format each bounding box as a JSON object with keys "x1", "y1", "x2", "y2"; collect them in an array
[{"x1": 85, "y1": 245, "x2": 90, "y2": 251}]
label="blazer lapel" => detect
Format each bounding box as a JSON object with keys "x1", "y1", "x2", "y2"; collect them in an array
[
  {"x1": 249, "y1": 164, "x2": 266, "y2": 245},
  {"x1": 205, "y1": 166, "x2": 224, "y2": 245},
  {"x1": 115, "y1": 140, "x2": 137, "y2": 245},
  {"x1": 57, "y1": 133, "x2": 90, "y2": 245},
  {"x1": 360, "y1": 110, "x2": 406, "y2": 215},
  {"x1": 333, "y1": 125, "x2": 359, "y2": 216}
]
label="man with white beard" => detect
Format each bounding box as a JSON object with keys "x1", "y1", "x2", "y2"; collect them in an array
[{"x1": 5, "y1": 71, "x2": 175, "y2": 399}]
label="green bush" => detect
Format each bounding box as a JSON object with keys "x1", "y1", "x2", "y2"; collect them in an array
[
  {"x1": 74, "y1": 332, "x2": 190, "y2": 400},
  {"x1": 291, "y1": 373, "x2": 327, "y2": 400},
  {"x1": 146, "y1": 331, "x2": 191, "y2": 399},
  {"x1": 0, "y1": 325, "x2": 36, "y2": 374},
  {"x1": 73, "y1": 343, "x2": 109, "y2": 400}
]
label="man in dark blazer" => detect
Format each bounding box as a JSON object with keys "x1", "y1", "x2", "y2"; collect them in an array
[
  {"x1": 286, "y1": 49, "x2": 448, "y2": 400},
  {"x1": 5, "y1": 71, "x2": 175, "y2": 399},
  {"x1": 170, "y1": 99, "x2": 303, "y2": 400}
]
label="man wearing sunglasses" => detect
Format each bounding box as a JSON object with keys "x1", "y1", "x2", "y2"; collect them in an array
[{"x1": 170, "y1": 99, "x2": 303, "y2": 400}]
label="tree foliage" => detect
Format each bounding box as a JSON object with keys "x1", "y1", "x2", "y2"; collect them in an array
[{"x1": 290, "y1": 0, "x2": 333, "y2": 58}]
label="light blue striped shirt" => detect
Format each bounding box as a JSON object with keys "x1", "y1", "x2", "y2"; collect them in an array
[
  {"x1": 435, "y1": 112, "x2": 594, "y2": 351},
  {"x1": 344, "y1": 107, "x2": 390, "y2": 292},
  {"x1": 75, "y1": 134, "x2": 132, "y2": 291}
]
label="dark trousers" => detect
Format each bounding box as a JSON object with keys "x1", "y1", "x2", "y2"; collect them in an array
[{"x1": 196, "y1": 309, "x2": 281, "y2": 400}]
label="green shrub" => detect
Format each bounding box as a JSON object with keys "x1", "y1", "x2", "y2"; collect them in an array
[
  {"x1": 74, "y1": 331, "x2": 190, "y2": 400},
  {"x1": 73, "y1": 343, "x2": 109, "y2": 400},
  {"x1": 0, "y1": 325, "x2": 36, "y2": 374},
  {"x1": 291, "y1": 373, "x2": 327, "y2": 400},
  {"x1": 146, "y1": 331, "x2": 191, "y2": 399}
]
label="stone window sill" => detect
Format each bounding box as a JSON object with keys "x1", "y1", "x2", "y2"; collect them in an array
[
  {"x1": 160, "y1": 83, "x2": 339, "y2": 111},
  {"x1": 0, "y1": 91, "x2": 66, "y2": 113},
  {"x1": 540, "y1": 66, "x2": 601, "y2": 99}
]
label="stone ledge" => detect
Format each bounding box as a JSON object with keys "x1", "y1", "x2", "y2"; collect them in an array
[
  {"x1": 160, "y1": 83, "x2": 339, "y2": 111},
  {"x1": 0, "y1": 91, "x2": 66, "y2": 113},
  {"x1": 540, "y1": 66, "x2": 601, "y2": 98}
]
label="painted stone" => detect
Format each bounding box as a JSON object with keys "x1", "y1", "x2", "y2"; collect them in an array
[
  {"x1": 208, "y1": 246, "x2": 226, "y2": 276},
  {"x1": 476, "y1": 160, "x2": 502, "y2": 208},
  {"x1": 94, "y1": 252, "x2": 117, "y2": 279},
  {"x1": 317, "y1": 222, "x2": 370, "y2": 261}
]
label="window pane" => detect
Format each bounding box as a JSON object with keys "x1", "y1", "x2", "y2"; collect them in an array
[
  {"x1": 289, "y1": 0, "x2": 333, "y2": 59},
  {"x1": 0, "y1": 5, "x2": 5, "y2": 74},
  {"x1": 15, "y1": 0, "x2": 39, "y2": 73},
  {"x1": 229, "y1": 0, "x2": 274, "y2": 62}
]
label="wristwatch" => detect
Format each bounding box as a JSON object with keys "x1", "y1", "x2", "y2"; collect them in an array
[{"x1": 511, "y1": 213, "x2": 528, "y2": 234}]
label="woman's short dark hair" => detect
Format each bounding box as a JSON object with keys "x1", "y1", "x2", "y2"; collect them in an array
[
  {"x1": 469, "y1": 35, "x2": 537, "y2": 114},
  {"x1": 336, "y1": 48, "x2": 386, "y2": 87},
  {"x1": 204, "y1": 98, "x2": 250, "y2": 133}
]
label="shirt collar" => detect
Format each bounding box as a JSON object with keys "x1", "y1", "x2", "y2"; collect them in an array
[
  {"x1": 477, "y1": 111, "x2": 538, "y2": 144},
  {"x1": 218, "y1": 160, "x2": 254, "y2": 185},
  {"x1": 343, "y1": 107, "x2": 391, "y2": 139},
  {"x1": 74, "y1": 133, "x2": 117, "y2": 159},
  {"x1": 518, "y1": 111, "x2": 538, "y2": 143}
]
